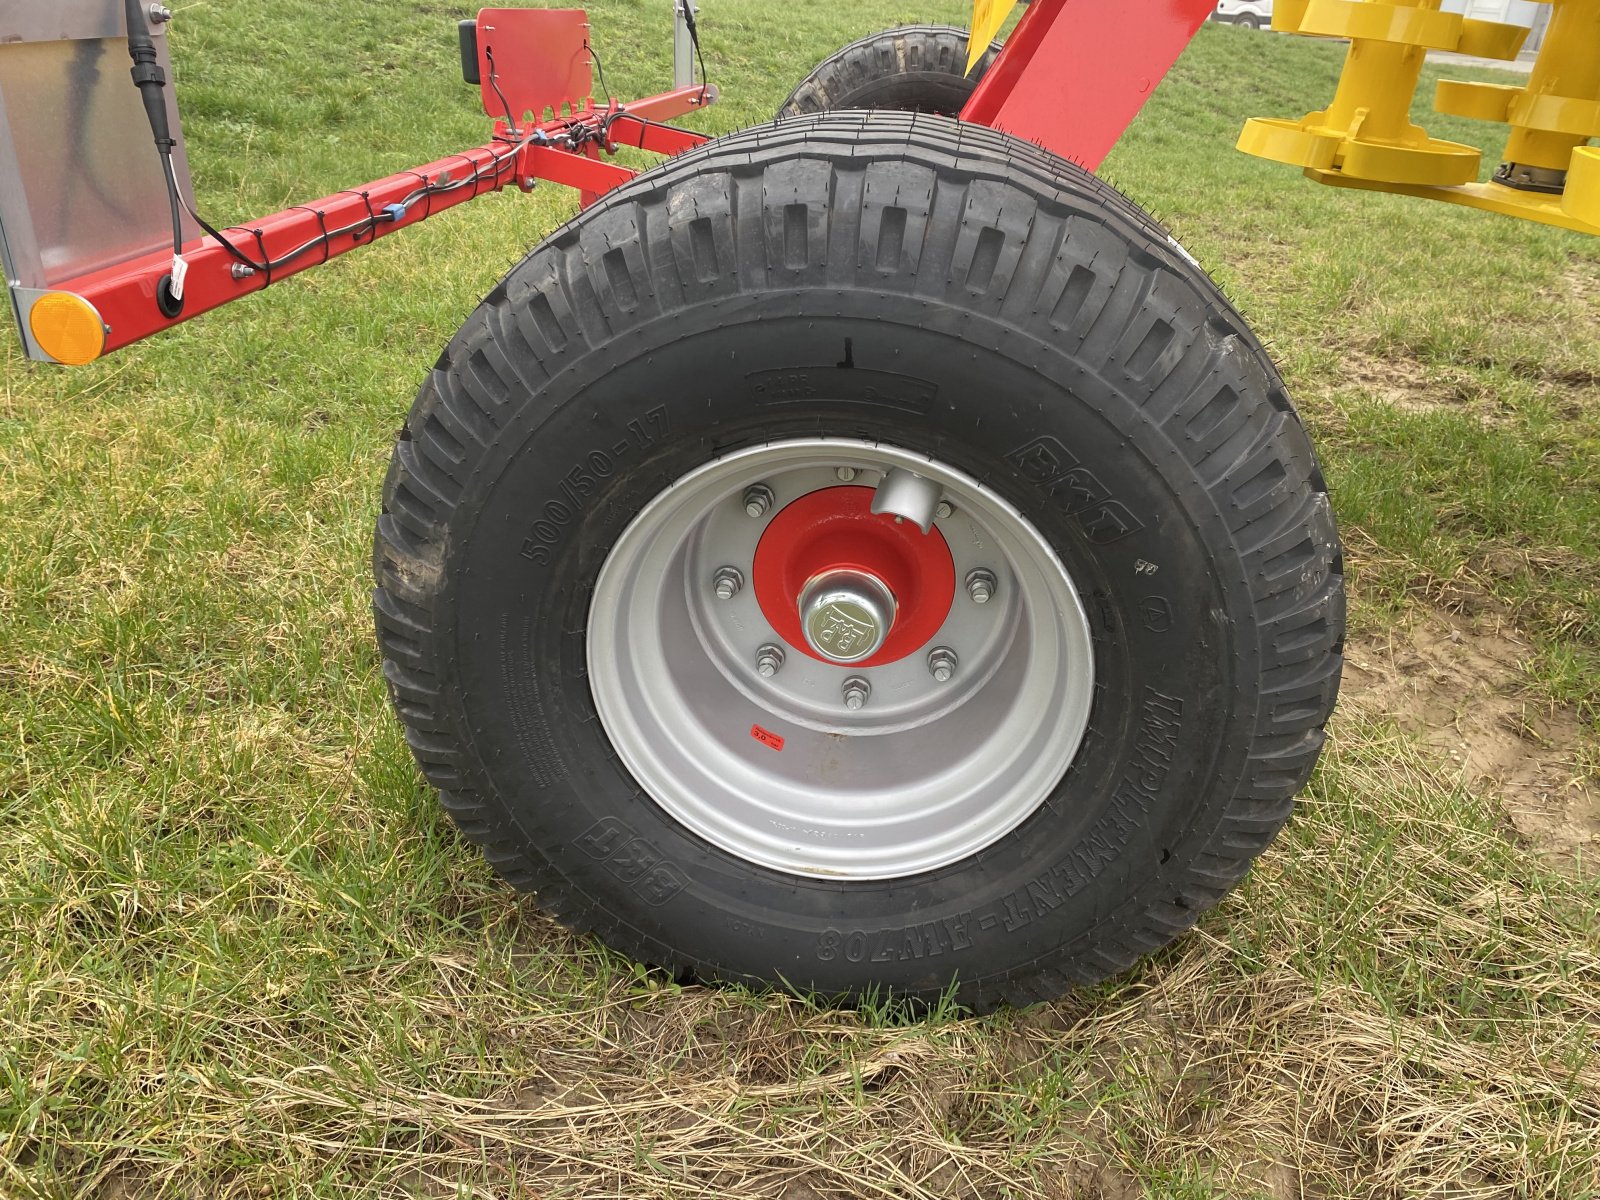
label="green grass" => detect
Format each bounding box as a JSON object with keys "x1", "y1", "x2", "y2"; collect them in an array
[{"x1": 2, "y1": 4, "x2": 1598, "y2": 1198}]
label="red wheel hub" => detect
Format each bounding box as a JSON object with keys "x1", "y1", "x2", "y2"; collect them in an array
[{"x1": 752, "y1": 486, "x2": 955, "y2": 667}]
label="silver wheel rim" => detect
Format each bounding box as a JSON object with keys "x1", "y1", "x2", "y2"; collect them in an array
[{"x1": 586, "y1": 439, "x2": 1095, "y2": 880}]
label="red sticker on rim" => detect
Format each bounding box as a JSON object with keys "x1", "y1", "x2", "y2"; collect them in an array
[{"x1": 750, "y1": 724, "x2": 785, "y2": 752}]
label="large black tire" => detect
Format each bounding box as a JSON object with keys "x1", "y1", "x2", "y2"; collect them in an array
[
  {"x1": 776, "y1": 25, "x2": 1002, "y2": 119},
  {"x1": 374, "y1": 112, "x2": 1344, "y2": 1010}
]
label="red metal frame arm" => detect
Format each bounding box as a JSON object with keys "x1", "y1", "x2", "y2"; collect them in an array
[
  {"x1": 52, "y1": 89, "x2": 710, "y2": 359},
  {"x1": 609, "y1": 84, "x2": 717, "y2": 129},
  {"x1": 78, "y1": 140, "x2": 520, "y2": 355},
  {"x1": 603, "y1": 108, "x2": 710, "y2": 156},
  {"x1": 962, "y1": 0, "x2": 1217, "y2": 171},
  {"x1": 522, "y1": 143, "x2": 636, "y2": 194}
]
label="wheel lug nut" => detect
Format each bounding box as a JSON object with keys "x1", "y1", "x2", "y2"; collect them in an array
[
  {"x1": 713, "y1": 566, "x2": 744, "y2": 600},
  {"x1": 743, "y1": 484, "x2": 774, "y2": 519},
  {"x1": 755, "y1": 644, "x2": 785, "y2": 678},
  {"x1": 836, "y1": 466, "x2": 858, "y2": 482},
  {"x1": 927, "y1": 647, "x2": 958, "y2": 683},
  {"x1": 966, "y1": 568, "x2": 998, "y2": 605},
  {"x1": 841, "y1": 677, "x2": 871, "y2": 711},
  {"x1": 935, "y1": 500, "x2": 954, "y2": 520}
]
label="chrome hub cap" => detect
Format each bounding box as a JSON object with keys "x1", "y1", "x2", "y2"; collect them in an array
[{"x1": 798, "y1": 569, "x2": 896, "y2": 663}]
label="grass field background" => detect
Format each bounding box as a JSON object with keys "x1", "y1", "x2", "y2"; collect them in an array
[{"x1": 2, "y1": 3, "x2": 1598, "y2": 1197}]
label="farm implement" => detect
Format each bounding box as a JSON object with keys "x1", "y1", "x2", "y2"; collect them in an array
[{"x1": 0, "y1": 0, "x2": 1587, "y2": 1008}]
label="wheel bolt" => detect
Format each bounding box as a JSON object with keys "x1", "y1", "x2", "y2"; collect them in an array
[
  {"x1": 713, "y1": 566, "x2": 744, "y2": 600},
  {"x1": 841, "y1": 677, "x2": 871, "y2": 711},
  {"x1": 836, "y1": 466, "x2": 858, "y2": 482},
  {"x1": 743, "y1": 484, "x2": 774, "y2": 519},
  {"x1": 935, "y1": 500, "x2": 955, "y2": 520},
  {"x1": 927, "y1": 647, "x2": 958, "y2": 683},
  {"x1": 755, "y1": 644, "x2": 785, "y2": 678},
  {"x1": 966, "y1": 568, "x2": 998, "y2": 605}
]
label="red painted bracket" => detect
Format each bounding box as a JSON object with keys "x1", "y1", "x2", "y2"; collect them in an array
[{"x1": 474, "y1": 8, "x2": 593, "y2": 126}]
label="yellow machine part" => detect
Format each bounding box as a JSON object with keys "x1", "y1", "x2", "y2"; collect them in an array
[
  {"x1": 968, "y1": 0, "x2": 1021, "y2": 73},
  {"x1": 1239, "y1": 0, "x2": 1600, "y2": 236}
]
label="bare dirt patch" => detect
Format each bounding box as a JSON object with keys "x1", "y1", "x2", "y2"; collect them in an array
[
  {"x1": 1543, "y1": 253, "x2": 1600, "y2": 312},
  {"x1": 1341, "y1": 612, "x2": 1600, "y2": 871},
  {"x1": 1339, "y1": 348, "x2": 1445, "y2": 415},
  {"x1": 1333, "y1": 347, "x2": 1521, "y2": 424}
]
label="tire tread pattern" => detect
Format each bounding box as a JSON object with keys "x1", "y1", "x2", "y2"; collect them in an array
[{"x1": 776, "y1": 26, "x2": 1002, "y2": 119}]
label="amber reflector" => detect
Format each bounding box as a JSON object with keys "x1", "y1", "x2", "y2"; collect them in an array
[{"x1": 28, "y1": 292, "x2": 106, "y2": 366}]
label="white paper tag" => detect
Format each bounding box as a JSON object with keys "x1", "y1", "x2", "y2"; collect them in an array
[{"x1": 170, "y1": 253, "x2": 189, "y2": 302}]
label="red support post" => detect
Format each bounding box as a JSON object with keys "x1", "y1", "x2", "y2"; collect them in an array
[{"x1": 962, "y1": 0, "x2": 1217, "y2": 171}]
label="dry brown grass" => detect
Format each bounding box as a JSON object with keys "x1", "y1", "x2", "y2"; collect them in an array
[{"x1": 8, "y1": 723, "x2": 1592, "y2": 1200}]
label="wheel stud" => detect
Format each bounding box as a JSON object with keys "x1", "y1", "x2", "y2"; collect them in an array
[
  {"x1": 935, "y1": 500, "x2": 955, "y2": 520},
  {"x1": 966, "y1": 568, "x2": 997, "y2": 604},
  {"x1": 841, "y1": 676, "x2": 871, "y2": 711},
  {"x1": 836, "y1": 466, "x2": 858, "y2": 482},
  {"x1": 755, "y1": 644, "x2": 785, "y2": 677},
  {"x1": 927, "y1": 647, "x2": 958, "y2": 683},
  {"x1": 713, "y1": 566, "x2": 744, "y2": 600},
  {"x1": 743, "y1": 484, "x2": 775, "y2": 519}
]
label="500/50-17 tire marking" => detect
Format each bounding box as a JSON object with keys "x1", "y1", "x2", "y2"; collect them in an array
[{"x1": 518, "y1": 405, "x2": 670, "y2": 565}]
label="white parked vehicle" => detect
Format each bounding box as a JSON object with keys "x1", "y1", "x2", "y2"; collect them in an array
[{"x1": 1215, "y1": 0, "x2": 1274, "y2": 29}]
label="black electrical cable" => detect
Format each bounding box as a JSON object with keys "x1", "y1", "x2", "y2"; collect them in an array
[
  {"x1": 587, "y1": 38, "x2": 614, "y2": 106},
  {"x1": 118, "y1": 0, "x2": 547, "y2": 285},
  {"x1": 123, "y1": 0, "x2": 186, "y2": 309},
  {"x1": 587, "y1": 10, "x2": 715, "y2": 154},
  {"x1": 484, "y1": 45, "x2": 520, "y2": 134},
  {"x1": 679, "y1": 0, "x2": 709, "y2": 103},
  {"x1": 119, "y1": 8, "x2": 609, "y2": 289},
  {"x1": 600, "y1": 109, "x2": 703, "y2": 149},
  {"x1": 590, "y1": 9, "x2": 711, "y2": 111},
  {"x1": 163, "y1": 127, "x2": 540, "y2": 280},
  {"x1": 160, "y1": 147, "x2": 184, "y2": 259}
]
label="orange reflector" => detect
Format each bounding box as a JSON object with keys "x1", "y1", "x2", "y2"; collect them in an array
[{"x1": 28, "y1": 292, "x2": 107, "y2": 366}]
